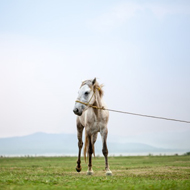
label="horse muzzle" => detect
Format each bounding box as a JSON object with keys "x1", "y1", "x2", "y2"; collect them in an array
[{"x1": 73, "y1": 108, "x2": 82, "y2": 116}]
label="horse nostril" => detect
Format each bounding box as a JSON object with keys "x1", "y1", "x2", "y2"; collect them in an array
[{"x1": 73, "y1": 108, "x2": 79, "y2": 113}]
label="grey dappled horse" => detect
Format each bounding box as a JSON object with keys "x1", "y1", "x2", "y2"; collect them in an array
[{"x1": 73, "y1": 78, "x2": 112, "y2": 176}]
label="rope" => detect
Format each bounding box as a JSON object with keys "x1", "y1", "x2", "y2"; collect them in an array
[
  {"x1": 76, "y1": 100, "x2": 190, "y2": 123},
  {"x1": 104, "y1": 108, "x2": 190, "y2": 124},
  {"x1": 75, "y1": 87, "x2": 190, "y2": 124}
]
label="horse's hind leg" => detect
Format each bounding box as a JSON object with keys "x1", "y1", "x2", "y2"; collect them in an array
[
  {"x1": 87, "y1": 135, "x2": 94, "y2": 175},
  {"x1": 76, "y1": 118, "x2": 84, "y2": 172},
  {"x1": 100, "y1": 128, "x2": 112, "y2": 176},
  {"x1": 92, "y1": 133, "x2": 98, "y2": 157}
]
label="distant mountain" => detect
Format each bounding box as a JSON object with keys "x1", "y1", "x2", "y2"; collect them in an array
[
  {"x1": 0, "y1": 133, "x2": 77, "y2": 155},
  {"x1": 109, "y1": 130, "x2": 190, "y2": 150},
  {"x1": 0, "y1": 132, "x2": 187, "y2": 156}
]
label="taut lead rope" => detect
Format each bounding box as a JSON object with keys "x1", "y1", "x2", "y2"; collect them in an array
[
  {"x1": 104, "y1": 108, "x2": 190, "y2": 124},
  {"x1": 75, "y1": 101, "x2": 190, "y2": 123},
  {"x1": 75, "y1": 87, "x2": 190, "y2": 124}
]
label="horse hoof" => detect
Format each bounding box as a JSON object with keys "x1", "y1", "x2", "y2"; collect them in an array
[
  {"x1": 86, "y1": 170, "x2": 93, "y2": 175},
  {"x1": 76, "y1": 167, "x2": 82, "y2": 172},
  {"x1": 106, "y1": 170, "x2": 112, "y2": 176}
]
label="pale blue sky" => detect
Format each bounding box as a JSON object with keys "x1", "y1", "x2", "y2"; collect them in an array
[{"x1": 0, "y1": 0, "x2": 190, "y2": 149}]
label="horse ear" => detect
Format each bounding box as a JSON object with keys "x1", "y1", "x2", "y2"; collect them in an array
[{"x1": 92, "y1": 78, "x2": 96, "y2": 85}]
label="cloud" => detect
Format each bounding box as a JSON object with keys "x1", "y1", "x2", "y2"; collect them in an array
[{"x1": 88, "y1": 1, "x2": 190, "y2": 32}]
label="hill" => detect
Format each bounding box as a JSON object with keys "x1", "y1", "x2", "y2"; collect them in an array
[{"x1": 0, "y1": 132, "x2": 187, "y2": 156}]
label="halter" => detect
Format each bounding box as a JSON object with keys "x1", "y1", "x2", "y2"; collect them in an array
[{"x1": 75, "y1": 87, "x2": 104, "y2": 110}]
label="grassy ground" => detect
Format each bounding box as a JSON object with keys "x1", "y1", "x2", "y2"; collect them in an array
[{"x1": 0, "y1": 155, "x2": 190, "y2": 190}]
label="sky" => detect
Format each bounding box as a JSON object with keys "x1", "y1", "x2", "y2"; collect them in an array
[{"x1": 0, "y1": 0, "x2": 190, "y2": 149}]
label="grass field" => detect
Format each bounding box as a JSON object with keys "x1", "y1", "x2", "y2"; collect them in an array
[{"x1": 0, "y1": 155, "x2": 190, "y2": 190}]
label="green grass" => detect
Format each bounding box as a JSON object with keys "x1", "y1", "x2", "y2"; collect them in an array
[{"x1": 0, "y1": 155, "x2": 190, "y2": 189}]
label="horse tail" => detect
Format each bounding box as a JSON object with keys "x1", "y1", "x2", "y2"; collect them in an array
[{"x1": 84, "y1": 131, "x2": 95, "y2": 162}]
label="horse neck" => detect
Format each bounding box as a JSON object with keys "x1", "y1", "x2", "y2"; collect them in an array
[{"x1": 92, "y1": 90, "x2": 103, "y2": 118}]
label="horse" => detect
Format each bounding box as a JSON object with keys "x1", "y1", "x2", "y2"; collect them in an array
[{"x1": 73, "y1": 78, "x2": 112, "y2": 176}]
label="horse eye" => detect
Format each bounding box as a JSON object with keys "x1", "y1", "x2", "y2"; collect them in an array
[{"x1": 84, "y1": 91, "x2": 89, "y2": 95}]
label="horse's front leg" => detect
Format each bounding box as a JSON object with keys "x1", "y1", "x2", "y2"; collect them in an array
[
  {"x1": 100, "y1": 128, "x2": 112, "y2": 176},
  {"x1": 76, "y1": 118, "x2": 84, "y2": 172}
]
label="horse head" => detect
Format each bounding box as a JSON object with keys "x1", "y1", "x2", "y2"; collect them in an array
[{"x1": 73, "y1": 78, "x2": 103, "y2": 116}]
